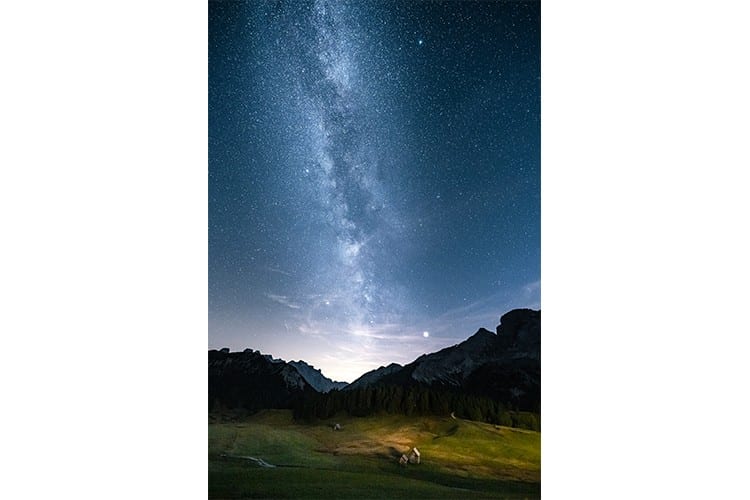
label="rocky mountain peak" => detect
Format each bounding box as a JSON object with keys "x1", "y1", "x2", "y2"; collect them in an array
[{"x1": 464, "y1": 327, "x2": 497, "y2": 344}]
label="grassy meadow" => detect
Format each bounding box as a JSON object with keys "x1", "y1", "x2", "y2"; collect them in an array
[{"x1": 209, "y1": 410, "x2": 540, "y2": 499}]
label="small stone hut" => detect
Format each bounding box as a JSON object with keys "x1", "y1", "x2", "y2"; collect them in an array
[
  {"x1": 333, "y1": 423, "x2": 342, "y2": 431},
  {"x1": 399, "y1": 454, "x2": 408, "y2": 466},
  {"x1": 408, "y1": 447, "x2": 421, "y2": 464}
]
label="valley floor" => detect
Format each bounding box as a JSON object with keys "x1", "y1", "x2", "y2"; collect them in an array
[{"x1": 208, "y1": 410, "x2": 540, "y2": 499}]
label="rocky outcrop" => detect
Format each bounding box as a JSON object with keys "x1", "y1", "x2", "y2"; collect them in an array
[{"x1": 497, "y1": 308, "x2": 540, "y2": 358}]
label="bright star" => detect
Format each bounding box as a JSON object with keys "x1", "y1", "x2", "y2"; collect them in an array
[{"x1": 418, "y1": 39, "x2": 423, "y2": 46}]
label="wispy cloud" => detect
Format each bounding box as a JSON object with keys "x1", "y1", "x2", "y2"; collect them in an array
[
  {"x1": 345, "y1": 323, "x2": 406, "y2": 339},
  {"x1": 414, "y1": 280, "x2": 541, "y2": 340},
  {"x1": 298, "y1": 322, "x2": 327, "y2": 337},
  {"x1": 264, "y1": 293, "x2": 302, "y2": 309},
  {"x1": 268, "y1": 267, "x2": 293, "y2": 277}
]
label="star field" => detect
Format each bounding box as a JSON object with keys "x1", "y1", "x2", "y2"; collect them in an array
[{"x1": 209, "y1": 0, "x2": 540, "y2": 382}]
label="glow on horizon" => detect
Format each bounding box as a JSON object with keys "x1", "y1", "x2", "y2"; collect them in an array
[{"x1": 210, "y1": 283, "x2": 541, "y2": 384}]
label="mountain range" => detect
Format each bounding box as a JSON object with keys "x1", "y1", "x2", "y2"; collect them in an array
[{"x1": 209, "y1": 308, "x2": 540, "y2": 413}]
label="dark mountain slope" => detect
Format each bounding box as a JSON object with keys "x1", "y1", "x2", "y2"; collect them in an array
[
  {"x1": 344, "y1": 363, "x2": 403, "y2": 391},
  {"x1": 289, "y1": 360, "x2": 348, "y2": 393}
]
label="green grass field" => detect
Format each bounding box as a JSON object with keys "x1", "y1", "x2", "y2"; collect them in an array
[{"x1": 209, "y1": 410, "x2": 540, "y2": 499}]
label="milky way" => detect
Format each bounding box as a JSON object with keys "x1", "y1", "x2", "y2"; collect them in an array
[{"x1": 209, "y1": 0, "x2": 540, "y2": 382}]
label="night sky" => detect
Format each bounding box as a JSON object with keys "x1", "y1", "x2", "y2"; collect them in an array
[{"x1": 209, "y1": 0, "x2": 540, "y2": 382}]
